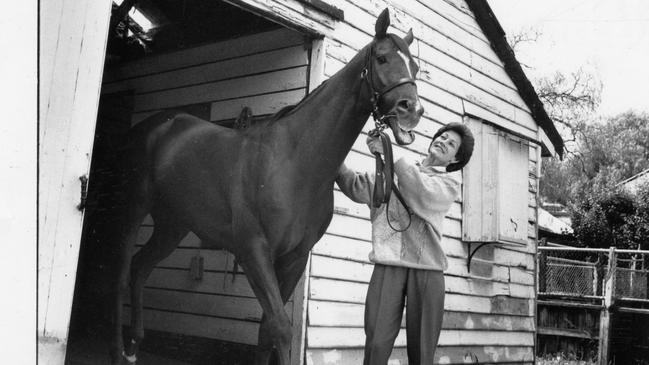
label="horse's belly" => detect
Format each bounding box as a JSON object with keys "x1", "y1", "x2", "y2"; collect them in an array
[{"x1": 260, "y1": 191, "x2": 334, "y2": 256}]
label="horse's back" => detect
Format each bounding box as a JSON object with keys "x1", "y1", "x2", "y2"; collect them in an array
[{"x1": 129, "y1": 110, "x2": 229, "y2": 144}]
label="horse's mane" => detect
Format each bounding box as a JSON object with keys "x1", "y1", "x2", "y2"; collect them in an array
[
  {"x1": 269, "y1": 105, "x2": 299, "y2": 122},
  {"x1": 266, "y1": 78, "x2": 330, "y2": 123},
  {"x1": 253, "y1": 42, "x2": 371, "y2": 127}
]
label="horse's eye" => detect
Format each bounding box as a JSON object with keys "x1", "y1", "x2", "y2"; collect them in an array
[{"x1": 376, "y1": 55, "x2": 387, "y2": 64}]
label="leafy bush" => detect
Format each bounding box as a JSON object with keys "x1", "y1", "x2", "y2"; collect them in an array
[{"x1": 569, "y1": 179, "x2": 649, "y2": 249}]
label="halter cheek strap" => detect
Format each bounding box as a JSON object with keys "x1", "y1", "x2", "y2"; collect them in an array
[
  {"x1": 361, "y1": 37, "x2": 417, "y2": 232},
  {"x1": 361, "y1": 40, "x2": 417, "y2": 123}
]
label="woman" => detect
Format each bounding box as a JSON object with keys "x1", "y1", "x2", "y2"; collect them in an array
[{"x1": 336, "y1": 122, "x2": 474, "y2": 365}]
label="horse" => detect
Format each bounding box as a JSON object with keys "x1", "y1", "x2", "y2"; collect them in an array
[{"x1": 111, "y1": 8, "x2": 424, "y2": 365}]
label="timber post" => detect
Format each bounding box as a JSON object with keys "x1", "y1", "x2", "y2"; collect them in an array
[
  {"x1": 598, "y1": 246, "x2": 617, "y2": 365},
  {"x1": 538, "y1": 238, "x2": 547, "y2": 293}
]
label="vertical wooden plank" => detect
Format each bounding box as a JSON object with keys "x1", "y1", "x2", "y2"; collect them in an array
[
  {"x1": 483, "y1": 123, "x2": 499, "y2": 239},
  {"x1": 38, "y1": 0, "x2": 111, "y2": 363},
  {"x1": 598, "y1": 309, "x2": 611, "y2": 365},
  {"x1": 462, "y1": 118, "x2": 498, "y2": 242},
  {"x1": 497, "y1": 134, "x2": 529, "y2": 244},
  {"x1": 462, "y1": 117, "x2": 484, "y2": 241},
  {"x1": 533, "y1": 145, "x2": 542, "y2": 357},
  {"x1": 290, "y1": 37, "x2": 325, "y2": 365},
  {"x1": 599, "y1": 247, "x2": 616, "y2": 365}
]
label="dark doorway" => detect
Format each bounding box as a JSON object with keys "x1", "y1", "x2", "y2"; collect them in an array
[{"x1": 68, "y1": 90, "x2": 135, "y2": 343}]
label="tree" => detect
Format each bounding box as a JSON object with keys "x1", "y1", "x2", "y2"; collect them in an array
[
  {"x1": 556, "y1": 113, "x2": 649, "y2": 248},
  {"x1": 506, "y1": 29, "x2": 602, "y2": 156},
  {"x1": 569, "y1": 179, "x2": 649, "y2": 249},
  {"x1": 569, "y1": 112, "x2": 649, "y2": 180},
  {"x1": 507, "y1": 28, "x2": 649, "y2": 248}
]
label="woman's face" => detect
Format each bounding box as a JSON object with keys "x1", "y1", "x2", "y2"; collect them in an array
[{"x1": 423, "y1": 130, "x2": 461, "y2": 168}]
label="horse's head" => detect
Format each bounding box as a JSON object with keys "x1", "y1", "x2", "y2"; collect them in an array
[{"x1": 364, "y1": 9, "x2": 424, "y2": 145}]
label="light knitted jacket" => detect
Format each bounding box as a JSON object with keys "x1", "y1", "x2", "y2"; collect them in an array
[{"x1": 336, "y1": 156, "x2": 460, "y2": 271}]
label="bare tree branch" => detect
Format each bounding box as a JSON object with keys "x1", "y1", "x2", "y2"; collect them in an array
[{"x1": 507, "y1": 28, "x2": 542, "y2": 53}]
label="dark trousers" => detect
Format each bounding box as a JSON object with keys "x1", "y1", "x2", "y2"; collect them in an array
[{"x1": 363, "y1": 264, "x2": 445, "y2": 365}]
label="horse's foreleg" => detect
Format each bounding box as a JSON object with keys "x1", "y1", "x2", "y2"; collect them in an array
[
  {"x1": 125, "y1": 218, "x2": 188, "y2": 362},
  {"x1": 237, "y1": 241, "x2": 292, "y2": 365},
  {"x1": 111, "y1": 238, "x2": 133, "y2": 364},
  {"x1": 257, "y1": 251, "x2": 310, "y2": 365},
  {"x1": 111, "y1": 210, "x2": 147, "y2": 365}
]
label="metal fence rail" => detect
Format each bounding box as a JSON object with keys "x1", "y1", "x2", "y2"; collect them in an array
[{"x1": 538, "y1": 246, "x2": 649, "y2": 302}]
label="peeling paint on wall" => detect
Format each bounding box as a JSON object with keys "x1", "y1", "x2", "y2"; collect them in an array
[
  {"x1": 322, "y1": 349, "x2": 341, "y2": 364},
  {"x1": 464, "y1": 314, "x2": 475, "y2": 329}
]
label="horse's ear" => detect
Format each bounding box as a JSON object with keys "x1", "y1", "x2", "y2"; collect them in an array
[
  {"x1": 375, "y1": 8, "x2": 390, "y2": 38},
  {"x1": 404, "y1": 28, "x2": 414, "y2": 45}
]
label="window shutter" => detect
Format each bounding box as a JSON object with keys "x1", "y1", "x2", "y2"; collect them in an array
[{"x1": 462, "y1": 117, "x2": 529, "y2": 245}]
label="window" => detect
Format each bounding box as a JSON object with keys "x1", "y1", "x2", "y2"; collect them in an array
[{"x1": 462, "y1": 116, "x2": 530, "y2": 245}]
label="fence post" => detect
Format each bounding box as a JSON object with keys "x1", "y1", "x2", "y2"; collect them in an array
[
  {"x1": 538, "y1": 238, "x2": 547, "y2": 293},
  {"x1": 598, "y1": 247, "x2": 616, "y2": 365}
]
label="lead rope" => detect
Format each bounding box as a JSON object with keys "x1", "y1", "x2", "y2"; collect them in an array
[
  {"x1": 361, "y1": 40, "x2": 415, "y2": 232},
  {"x1": 369, "y1": 127, "x2": 413, "y2": 232}
]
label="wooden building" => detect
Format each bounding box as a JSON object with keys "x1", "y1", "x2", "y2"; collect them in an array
[{"x1": 39, "y1": 0, "x2": 564, "y2": 364}]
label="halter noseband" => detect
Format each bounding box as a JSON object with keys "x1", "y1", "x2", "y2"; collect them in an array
[{"x1": 361, "y1": 37, "x2": 417, "y2": 125}]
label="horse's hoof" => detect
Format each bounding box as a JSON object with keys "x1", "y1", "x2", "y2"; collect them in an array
[{"x1": 122, "y1": 351, "x2": 138, "y2": 364}]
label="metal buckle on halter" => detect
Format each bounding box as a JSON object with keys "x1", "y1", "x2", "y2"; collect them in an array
[{"x1": 370, "y1": 120, "x2": 387, "y2": 137}]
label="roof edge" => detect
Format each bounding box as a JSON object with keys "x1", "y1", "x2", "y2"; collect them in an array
[{"x1": 465, "y1": 0, "x2": 564, "y2": 158}]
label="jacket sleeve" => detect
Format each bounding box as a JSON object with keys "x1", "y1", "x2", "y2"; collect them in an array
[
  {"x1": 335, "y1": 163, "x2": 374, "y2": 205},
  {"x1": 393, "y1": 157, "x2": 460, "y2": 218}
]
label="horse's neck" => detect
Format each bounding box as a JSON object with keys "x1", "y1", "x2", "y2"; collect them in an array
[{"x1": 282, "y1": 49, "x2": 372, "y2": 175}]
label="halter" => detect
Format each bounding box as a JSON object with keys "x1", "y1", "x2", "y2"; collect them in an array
[
  {"x1": 361, "y1": 36, "x2": 417, "y2": 232},
  {"x1": 361, "y1": 36, "x2": 418, "y2": 123}
]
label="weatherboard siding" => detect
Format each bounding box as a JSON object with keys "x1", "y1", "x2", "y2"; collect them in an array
[
  {"x1": 101, "y1": 28, "x2": 310, "y2": 347},
  {"x1": 101, "y1": 27, "x2": 309, "y2": 124},
  {"x1": 305, "y1": 0, "x2": 541, "y2": 363}
]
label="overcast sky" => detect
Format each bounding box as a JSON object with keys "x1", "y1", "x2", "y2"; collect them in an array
[{"x1": 488, "y1": 0, "x2": 649, "y2": 117}]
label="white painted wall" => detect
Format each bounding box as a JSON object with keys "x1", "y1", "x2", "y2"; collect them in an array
[{"x1": 1, "y1": 1, "x2": 37, "y2": 363}]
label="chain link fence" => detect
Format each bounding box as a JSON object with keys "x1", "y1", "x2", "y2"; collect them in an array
[
  {"x1": 613, "y1": 251, "x2": 648, "y2": 300},
  {"x1": 538, "y1": 246, "x2": 649, "y2": 302}
]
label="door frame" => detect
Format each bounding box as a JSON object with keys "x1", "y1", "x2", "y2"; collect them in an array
[{"x1": 38, "y1": 0, "x2": 112, "y2": 363}]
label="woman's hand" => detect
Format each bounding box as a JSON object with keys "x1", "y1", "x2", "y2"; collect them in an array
[{"x1": 366, "y1": 135, "x2": 384, "y2": 155}]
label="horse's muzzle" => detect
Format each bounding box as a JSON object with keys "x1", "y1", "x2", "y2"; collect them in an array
[{"x1": 389, "y1": 98, "x2": 423, "y2": 145}]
